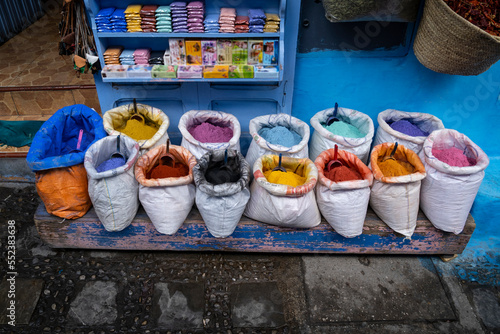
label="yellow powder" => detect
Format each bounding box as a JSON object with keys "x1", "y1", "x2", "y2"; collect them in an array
[
  {"x1": 120, "y1": 119, "x2": 159, "y2": 141},
  {"x1": 377, "y1": 158, "x2": 415, "y2": 177},
  {"x1": 264, "y1": 170, "x2": 306, "y2": 187}
]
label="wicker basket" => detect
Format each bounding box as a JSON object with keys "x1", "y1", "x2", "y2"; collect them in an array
[{"x1": 413, "y1": 0, "x2": 500, "y2": 76}]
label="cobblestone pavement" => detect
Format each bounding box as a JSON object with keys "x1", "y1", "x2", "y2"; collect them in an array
[{"x1": 0, "y1": 186, "x2": 499, "y2": 334}]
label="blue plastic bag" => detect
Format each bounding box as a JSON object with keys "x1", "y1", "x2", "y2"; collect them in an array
[{"x1": 27, "y1": 104, "x2": 107, "y2": 171}]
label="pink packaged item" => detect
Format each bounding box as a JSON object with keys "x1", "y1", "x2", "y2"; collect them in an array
[
  {"x1": 187, "y1": 1, "x2": 203, "y2": 8},
  {"x1": 188, "y1": 17, "x2": 203, "y2": 23},
  {"x1": 134, "y1": 49, "x2": 151, "y2": 57},
  {"x1": 220, "y1": 7, "x2": 236, "y2": 17}
]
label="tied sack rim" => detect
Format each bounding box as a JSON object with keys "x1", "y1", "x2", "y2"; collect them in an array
[
  {"x1": 135, "y1": 144, "x2": 197, "y2": 187},
  {"x1": 254, "y1": 155, "x2": 318, "y2": 197},
  {"x1": 178, "y1": 110, "x2": 241, "y2": 149},
  {"x1": 371, "y1": 142, "x2": 427, "y2": 184},
  {"x1": 84, "y1": 135, "x2": 140, "y2": 180},
  {"x1": 310, "y1": 107, "x2": 374, "y2": 147},
  {"x1": 103, "y1": 103, "x2": 170, "y2": 148},
  {"x1": 315, "y1": 148, "x2": 373, "y2": 191},
  {"x1": 249, "y1": 113, "x2": 310, "y2": 153},
  {"x1": 193, "y1": 149, "x2": 251, "y2": 197},
  {"x1": 377, "y1": 109, "x2": 444, "y2": 145},
  {"x1": 423, "y1": 128, "x2": 489, "y2": 176}
]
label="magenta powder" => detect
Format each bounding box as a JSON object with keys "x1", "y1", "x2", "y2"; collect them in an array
[
  {"x1": 189, "y1": 121, "x2": 233, "y2": 143},
  {"x1": 432, "y1": 147, "x2": 476, "y2": 167}
]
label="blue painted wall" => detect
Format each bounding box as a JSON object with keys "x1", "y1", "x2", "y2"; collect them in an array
[{"x1": 291, "y1": 49, "x2": 500, "y2": 284}]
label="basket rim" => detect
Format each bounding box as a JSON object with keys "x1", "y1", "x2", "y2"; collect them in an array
[{"x1": 435, "y1": 0, "x2": 500, "y2": 43}]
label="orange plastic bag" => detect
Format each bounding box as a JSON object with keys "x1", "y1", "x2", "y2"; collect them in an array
[{"x1": 35, "y1": 164, "x2": 91, "y2": 219}]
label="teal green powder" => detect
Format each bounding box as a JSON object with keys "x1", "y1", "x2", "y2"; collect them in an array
[{"x1": 323, "y1": 120, "x2": 365, "y2": 138}]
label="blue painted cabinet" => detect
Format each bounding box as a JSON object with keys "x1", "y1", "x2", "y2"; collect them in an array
[{"x1": 84, "y1": 0, "x2": 301, "y2": 150}]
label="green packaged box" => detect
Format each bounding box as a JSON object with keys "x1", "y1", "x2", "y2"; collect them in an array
[
  {"x1": 228, "y1": 65, "x2": 254, "y2": 79},
  {"x1": 232, "y1": 40, "x2": 248, "y2": 64},
  {"x1": 151, "y1": 65, "x2": 178, "y2": 78}
]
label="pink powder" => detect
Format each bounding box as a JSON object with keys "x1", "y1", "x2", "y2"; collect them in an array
[
  {"x1": 432, "y1": 147, "x2": 476, "y2": 167},
  {"x1": 189, "y1": 121, "x2": 233, "y2": 143}
]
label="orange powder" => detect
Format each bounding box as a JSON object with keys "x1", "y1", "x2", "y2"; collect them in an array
[{"x1": 377, "y1": 158, "x2": 415, "y2": 177}]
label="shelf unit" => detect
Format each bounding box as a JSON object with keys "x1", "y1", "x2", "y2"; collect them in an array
[{"x1": 84, "y1": 0, "x2": 300, "y2": 149}]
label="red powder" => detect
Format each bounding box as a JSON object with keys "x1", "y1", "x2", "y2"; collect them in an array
[
  {"x1": 324, "y1": 165, "x2": 363, "y2": 182},
  {"x1": 432, "y1": 147, "x2": 476, "y2": 167},
  {"x1": 149, "y1": 163, "x2": 189, "y2": 179}
]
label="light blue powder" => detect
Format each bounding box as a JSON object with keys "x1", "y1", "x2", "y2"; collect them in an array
[
  {"x1": 323, "y1": 120, "x2": 365, "y2": 138},
  {"x1": 259, "y1": 125, "x2": 302, "y2": 147}
]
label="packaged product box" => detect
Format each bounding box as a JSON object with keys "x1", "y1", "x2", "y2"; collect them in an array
[
  {"x1": 127, "y1": 65, "x2": 153, "y2": 78},
  {"x1": 232, "y1": 39, "x2": 248, "y2": 64},
  {"x1": 101, "y1": 65, "x2": 129, "y2": 78},
  {"x1": 177, "y1": 65, "x2": 203, "y2": 79},
  {"x1": 248, "y1": 39, "x2": 263, "y2": 65},
  {"x1": 152, "y1": 65, "x2": 178, "y2": 78},
  {"x1": 263, "y1": 39, "x2": 278, "y2": 65},
  {"x1": 201, "y1": 40, "x2": 217, "y2": 65},
  {"x1": 163, "y1": 49, "x2": 172, "y2": 65},
  {"x1": 254, "y1": 65, "x2": 279, "y2": 79},
  {"x1": 169, "y1": 38, "x2": 186, "y2": 65},
  {"x1": 203, "y1": 65, "x2": 229, "y2": 78},
  {"x1": 217, "y1": 39, "x2": 233, "y2": 65},
  {"x1": 228, "y1": 65, "x2": 254, "y2": 79},
  {"x1": 185, "y1": 40, "x2": 202, "y2": 65}
]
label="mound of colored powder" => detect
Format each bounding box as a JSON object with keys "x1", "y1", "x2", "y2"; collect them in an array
[
  {"x1": 121, "y1": 119, "x2": 159, "y2": 141},
  {"x1": 377, "y1": 158, "x2": 415, "y2": 177},
  {"x1": 264, "y1": 170, "x2": 306, "y2": 187},
  {"x1": 432, "y1": 147, "x2": 476, "y2": 167},
  {"x1": 149, "y1": 162, "x2": 189, "y2": 179},
  {"x1": 324, "y1": 165, "x2": 363, "y2": 182},
  {"x1": 95, "y1": 157, "x2": 126, "y2": 173},
  {"x1": 390, "y1": 120, "x2": 429, "y2": 137},
  {"x1": 323, "y1": 120, "x2": 365, "y2": 138},
  {"x1": 205, "y1": 158, "x2": 241, "y2": 185},
  {"x1": 259, "y1": 126, "x2": 302, "y2": 147},
  {"x1": 189, "y1": 122, "x2": 233, "y2": 143}
]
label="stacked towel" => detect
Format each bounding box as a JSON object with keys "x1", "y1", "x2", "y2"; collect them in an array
[
  {"x1": 103, "y1": 46, "x2": 123, "y2": 65},
  {"x1": 95, "y1": 7, "x2": 114, "y2": 32},
  {"x1": 219, "y1": 7, "x2": 236, "y2": 33},
  {"x1": 140, "y1": 5, "x2": 158, "y2": 32},
  {"x1": 149, "y1": 51, "x2": 164, "y2": 65},
  {"x1": 119, "y1": 49, "x2": 135, "y2": 65},
  {"x1": 204, "y1": 14, "x2": 219, "y2": 33},
  {"x1": 248, "y1": 9, "x2": 265, "y2": 33},
  {"x1": 171, "y1": 2, "x2": 188, "y2": 33},
  {"x1": 156, "y1": 6, "x2": 172, "y2": 32},
  {"x1": 264, "y1": 13, "x2": 280, "y2": 32},
  {"x1": 110, "y1": 9, "x2": 127, "y2": 32},
  {"x1": 187, "y1": 1, "x2": 204, "y2": 33},
  {"x1": 134, "y1": 48, "x2": 151, "y2": 65},
  {"x1": 235, "y1": 16, "x2": 249, "y2": 33},
  {"x1": 125, "y1": 4, "x2": 142, "y2": 32}
]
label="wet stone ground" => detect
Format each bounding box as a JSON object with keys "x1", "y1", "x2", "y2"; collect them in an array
[{"x1": 0, "y1": 186, "x2": 499, "y2": 333}]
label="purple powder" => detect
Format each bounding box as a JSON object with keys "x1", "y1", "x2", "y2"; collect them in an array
[
  {"x1": 189, "y1": 121, "x2": 233, "y2": 143},
  {"x1": 96, "y1": 157, "x2": 126, "y2": 173},
  {"x1": 390, "y1": 119, "x2": 429, "y2": 137}
]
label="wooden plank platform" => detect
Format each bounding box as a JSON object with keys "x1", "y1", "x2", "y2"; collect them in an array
[{"x1": 34, "y1": 204, "x2": 475, "y2": 254}]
